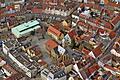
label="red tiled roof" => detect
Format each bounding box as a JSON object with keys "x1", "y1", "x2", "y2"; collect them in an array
[
  {"x1": 104, "y1": 64, "x2": 118, "y2": 71},
  {"x1": 47, "y1": 26, "x2": 62, "y2": 37},
  {"x1": 87, "y1": 64, "x2": 100, "y2": 75},
  {"x1": 29, "y1": 45, "x2": 41, "y2": 56},
  {"x1": 68, "y1": 29, "x2": 76, "y2": 38},
  {"x1": 5, "y1": 73, "x2": 23, "y2": 80},
  {"x1": 45, "y1": 39, "x2": 58, "y2": 50},
  {"x1": 92, "y1": 45, "x2": 102, "y2": 57},
  {"x1": 111, "y1": 15, "x2": 120, "y2": 25},
  {"x1": 97, "y1": 28, "x2": 105, "y2": 35},
  {"x1": 79, "y1": 14, "x2": 86, "y2": 19},
  {"x1": 32, "y1": 8, "x2": 42, "y2": 14},
  {"x1": 6, "y1": 6, "x2": 14, "y2": 10},
  {"x1": 104, "y1": 22, "x2": 113, "y2": 30},
  {"x1": 3, "y1": 64, "x2": 17, "y2": 74},
  {"x1": 83, "y1": 3, "x2": 102, "y2": 11},
  {"x1": 102, "y1": 55, "x2": 112, "y2": 63},
  {"x1": 104, "y1": 0, "x2": 109, "y2": 4},
  {"x1": 82, "y1": 47, "x2": 90, "y2": 55},
  {"x1": 107, "y1": 2, "x2": 120, "y2": 7},
  {"x1": 109, "y1": 31, "x2": 116, "y2": 39}
]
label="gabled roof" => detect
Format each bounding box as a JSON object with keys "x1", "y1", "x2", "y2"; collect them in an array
[
  {"x1": 92, "y1": 44, "x2": 103, "y2": 58},
  {"x1": 3, "y1": 64, "x2": 17, "y2": 74},
  {"x1": 68, "y1": 29, "x2": 76, "y2": 38},
  {"x1": 32, "y1": 8, "x2": 42, "y2": 14},
  {"x1": 104, "y1": 64, "x2": 119, "y2": 72},
  {"x1": 87, "y1": 64, "x2": 100, "y2": 75},
  {"x1": 97, "y1": 28, "x2": 105, "y2": 35},
  {"x1": 82, "y1": 47, "x2": 90, "y2": 55},
  {"x1": 59, "y1": 60, "x2": 73, "y2": 67},
  {"x1": 47, "y1": 26, "x2": 62, "y2": 37},
  {"x1": 29, "y1": 45, "x2": 41, "y2": 56},
  {"x1": 111, "y1": 15, "x2": 120, "y2": 25},
  {"x1": 45, "y1": 39, "x2": 58, "y2": 50},
  {"x1": 109, "y1": 31, "x2": 116, "y2": 39},
  {"x1": 6, "y1": 5, "x2": 15, "y2": 10},
  {"x1": 104, "y1": 22, "x2": 113, "y2": 30},
  {"x1": 107, "y1": 2, "x2": 120, "y2": 7}
]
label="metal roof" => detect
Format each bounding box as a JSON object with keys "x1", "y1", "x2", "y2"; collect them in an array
[{"x1": 11, "y1": 20, "x2": 40, "y2": 38}]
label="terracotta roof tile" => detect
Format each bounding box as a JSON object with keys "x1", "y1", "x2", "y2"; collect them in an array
[
  {"x1": 45, "y1": 39, "x2": 58, "y2": 50},
  {"x1": 111, "y1": 15, "x2": 120, "y2": 25},
  {"x1": 87, "y1": 64, "x2": 100, "y2": 75},
  {"x1": 32, "y1": 8, "x2": 42, "y2": 14},
  {"x1": 104, "y1": 64, "x2": 118, "y2": 71},
  {"x1": 104, "y1": 22, "x2": 113, "y2": 30},
  {"x1": 107, "y1": 2, "x2": 120, "y2": 7},
  {"x1": 47, "y1": 26, "x2": 62, "y2": 37},
  {"x1": 92, "y1": 45, "x2": 102, "y2": 57},
  {"x1": 109, "y1": 31, "x2": 116, "y2": 39},
  {"x1": 6, "y1": 5, "x2": 15, "y2": 10},
  {"x1": 82, "y1": 47, "x2": 90, "y2": 55},
  {"x1": 68, "y1": 29, "x2": 76, "y2": 38},
  {"x1": 3, "y1": 64, "x2": 17, "y2": 74},
  {"x1": 97, "y1": 28, "x2": 105, "y2": 35}
]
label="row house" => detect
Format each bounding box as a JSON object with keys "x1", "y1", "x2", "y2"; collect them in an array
[
  {"x1": 41, "y1": 65, "x2": 66, "y2": 80},
  {"x1": 103, "y1": 64, "x2": 120, "y2": 75},
  {"x1": 43, "y1": 6, "x2": 71, "y2": 17},
  {"x1": 72, "y1": 3, "x2": 116, "y2": 32},
  {"x1": 2, "y1": 40, "x2": 39, "y2": 78},
  {"x1": 62, "y1": 29, "x2": 76, "y2": 47},
  {"x1": 45, "y1": 39, "x2": 70, "y2": 63},
  {"x1": 88, "y1": 43, "x2": 103, "y2": 59},
  {"x1": 58, "y1": 60, "x2": 73, "y2": 74},
  {"x1": 0, "y1": 18, "x2": 8, "y2": 32},
  {"x1": 86, "y1": 63, "x2": 100, "y2": 79},
  {"x1": 110, "y1": 38, "x2": 120, "y2": 62},
  {"x1": 26, "y1": 45, "x2": 42, "y2": 58},
  {"x1": 110, "y1": 15, "x2": 120, "y2": 30},
  {"x1": 47, "y1": 26, "x2": 64, "y2": 41},
  {"x1": 0, "y1": 57, "x2": 23, "y2": 80},
  {"x1": 4, "y1": 0, "x2": 25, "y2": 4},
  {"x1": 43, "y1": 0, "x2": 64, "y2": 6}
]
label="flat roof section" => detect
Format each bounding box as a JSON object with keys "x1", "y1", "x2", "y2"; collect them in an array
[{"x1": 11, "y1": 20, "x2": 40, "y2": 38}]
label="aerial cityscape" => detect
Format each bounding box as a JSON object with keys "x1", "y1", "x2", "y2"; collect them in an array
[{"x1": 0, "y1": 0, "x2": 120, "y2": 80}]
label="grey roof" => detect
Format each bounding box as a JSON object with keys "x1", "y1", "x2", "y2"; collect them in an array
[
  {"x1": 48, "y1": 65, "x2": 66, "y2": 79},
  {"x1": 4, "y1": 40, "x2": 20, "y2": 49},
  {"x1": 10, "y1": 49, "x2": 37, "y2": 70},
  {"x1": 65, "y1": 47, "x2": 82, "y2": 60}
]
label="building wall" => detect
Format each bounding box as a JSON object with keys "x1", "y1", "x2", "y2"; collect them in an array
[
  {"x1": 64, "y1": 64, "x2": 73, "y2": 74},
  {"x1": 48, "y1": 31, "x2": 59, "y2": 41},
  {"x1": 51, "y1": 49, "x2": 58, "y2": 60},
  {"x1": 41, "y1": 73, "x2": 48, "y2": 80},
  {"x1": 57, "y1": 75, "x2": 67, "y2": 80},
  {"x1": 2, "y1": 44, "x2": 9, "y2": 55},
  {"x1": 8, "y1": 53, "x2": 32, "y2": 77}
]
